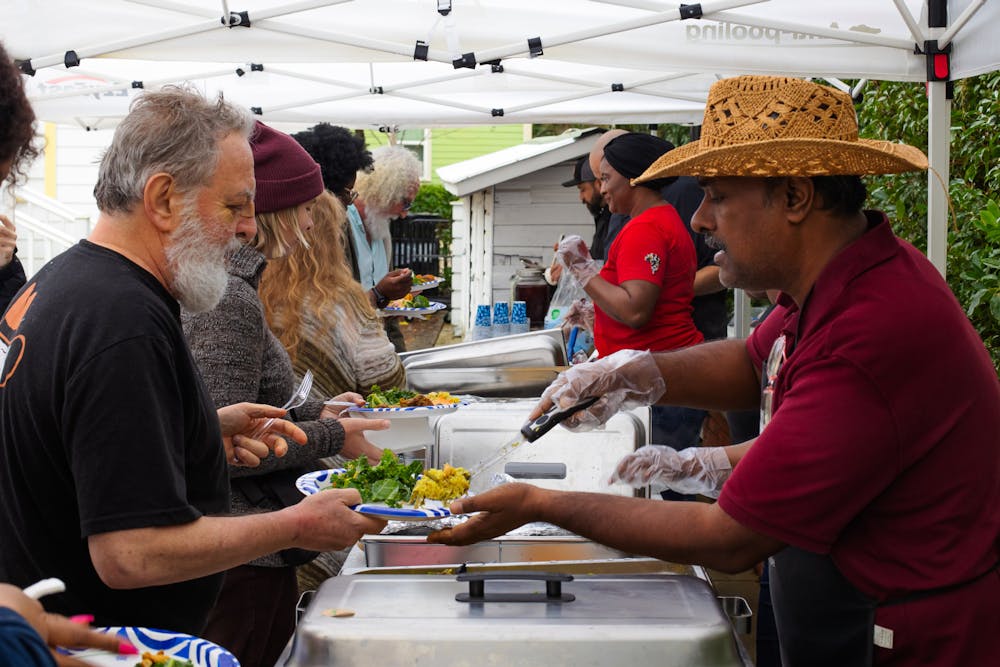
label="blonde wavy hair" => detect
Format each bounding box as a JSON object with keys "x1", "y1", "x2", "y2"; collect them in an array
[
  {"x1": 253, "y1": 205, "x2": 312, "y2": 260},
  {"x1": 259, "y1": 190, "x2": 376, "y2": 362}
]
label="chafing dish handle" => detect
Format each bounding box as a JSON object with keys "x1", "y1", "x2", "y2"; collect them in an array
[
  {"x1": 456, "y1": 572, "x2": 576, "y2": 603},
  {"x1": 520, "y1": 396, "x2": 600, "y2": 442}
]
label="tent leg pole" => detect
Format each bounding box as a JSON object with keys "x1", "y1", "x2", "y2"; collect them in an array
[
  {"x1": 733, "y1": 289, "x2": 752, "y2": 339},
  {"x1": 926, "y1": 80, "x2": 951, "y2": 278}
]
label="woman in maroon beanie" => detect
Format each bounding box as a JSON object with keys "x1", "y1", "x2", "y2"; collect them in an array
[{"x1": 182, "y1": 121, "x2": 387, "y2": 667}]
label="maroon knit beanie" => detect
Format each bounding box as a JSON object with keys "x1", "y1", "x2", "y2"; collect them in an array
[{"x1": 250, "y1": 121, "x2": 324, "y2": 214}]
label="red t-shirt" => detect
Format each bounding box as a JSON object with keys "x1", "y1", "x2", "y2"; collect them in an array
[
  {"x1": 594, "y1": 204, "x2": 703, "y2": 356},
  {"x1": 718, "y1": 213, "x2": 1000, "y2": 665}
]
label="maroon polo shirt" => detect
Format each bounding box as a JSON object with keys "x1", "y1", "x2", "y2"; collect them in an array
[{"x1": 719, "y1": 212, "x2": 1000, "y2": 665}]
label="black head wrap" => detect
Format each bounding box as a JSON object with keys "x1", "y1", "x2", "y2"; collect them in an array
[{"x1": 603, "y1": 133, "x2": 677, "y2": 188}]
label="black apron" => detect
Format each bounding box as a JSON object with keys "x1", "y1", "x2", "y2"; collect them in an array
[
  {"x1": 769, "y1": 547, "x2": 876, "y2": 666},
  {"x1": 770, "y1": 547, "x2": 1000, "y2": 666}
]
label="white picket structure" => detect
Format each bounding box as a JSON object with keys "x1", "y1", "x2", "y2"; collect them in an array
[{"x1": 1, "y1": 185, "x2": 91, "y2": 277}]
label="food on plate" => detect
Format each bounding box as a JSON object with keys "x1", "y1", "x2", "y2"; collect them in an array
[
  {"x1": 321, "y1": 451, "x2": 469, "y2": 509},
  {"x1": 325, "y1": 450, "x2": 423, "y2": 507},
  {"x1": 411, "y1": 274, "x2": 439, "y2": 285},
  {"x1": 410, "y1": 464, "x2": 471, "y2": 507},
  {"x1": 135, "y1": 651, "x2": 194, "y2": 667},
  {"x1": 386, "y1": 293, "x2": 431, "y2": 309},
  {"x1": 364, "y1": 385, "x2": 460, "y2": 408}
]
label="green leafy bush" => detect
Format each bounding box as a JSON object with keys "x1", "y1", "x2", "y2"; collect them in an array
[
  {"x1": 858, "y1": 74, "x2": 1000, "y2": 370},
  {"x1": 412, "y1": 183, "x2": 456, "y2": 219}
]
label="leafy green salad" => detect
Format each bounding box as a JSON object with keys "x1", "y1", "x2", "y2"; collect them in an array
[
  {"x1": 325, "y1": 450, "x2": 423, "y2": 507},
  {"x1": 364, "y1": 384, "x2": 419, "y2": 408}
]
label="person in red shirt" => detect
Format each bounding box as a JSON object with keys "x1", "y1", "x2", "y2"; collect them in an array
[
  {"x1": 556, "y1": 132, "x2": 704, "y2": 453},
  {"x1": 430, "y1": 75, "x2": 1000, "y2": 666}
]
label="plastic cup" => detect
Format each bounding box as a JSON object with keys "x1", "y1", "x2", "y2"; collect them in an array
[{"x1": 492, "y1": 301, "x2": 510, "y2": 337}]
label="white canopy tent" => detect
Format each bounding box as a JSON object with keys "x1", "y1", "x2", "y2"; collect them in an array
[{"x1": 2, "y1": 0, "x2": 997, "y2": 277}]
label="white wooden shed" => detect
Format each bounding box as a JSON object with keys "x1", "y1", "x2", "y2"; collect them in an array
[{"x1": 437, "y1": 129, "x2": 603, "y2": 337}]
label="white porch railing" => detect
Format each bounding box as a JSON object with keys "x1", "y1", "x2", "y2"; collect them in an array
[
  {"x1": 13, "y1": 212, "x2": 80, "y2": 276},
  {"x1": 1, "y1": 186, "x2": 90, "y2": 277}
]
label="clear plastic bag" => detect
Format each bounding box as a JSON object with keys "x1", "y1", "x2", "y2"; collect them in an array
[{"x1": 543, "y1": 268, "x2": 590, "y2": 329}]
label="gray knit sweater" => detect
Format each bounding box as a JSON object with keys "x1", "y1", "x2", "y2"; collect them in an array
[{"x1": 182, "y1": 243, "x2": 345, "y2": 567}]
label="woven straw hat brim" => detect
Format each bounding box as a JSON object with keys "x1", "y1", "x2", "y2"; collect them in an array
[{"x1": 635, "y1": 137, "x2": 928, "y2": 183}]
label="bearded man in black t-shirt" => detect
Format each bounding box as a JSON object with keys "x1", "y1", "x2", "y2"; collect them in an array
[{"x1": 0, "y1": 87, "x2": 386, "y2": 635}]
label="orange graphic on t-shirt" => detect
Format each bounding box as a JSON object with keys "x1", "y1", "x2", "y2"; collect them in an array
[
  {"x1": 0, "y1": 283, "x2": 37, "y2": 387},
  {"x1": 4, "y1": 283, "x2": 37, "y2": 330}
]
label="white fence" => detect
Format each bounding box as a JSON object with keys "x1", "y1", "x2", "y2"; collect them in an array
[{"x1": 1, "y1": 185, "x2": 90, "y2": 277}]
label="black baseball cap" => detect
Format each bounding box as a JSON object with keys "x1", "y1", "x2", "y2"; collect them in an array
[{"x1": 561, "y1": 156, "x2": 596, "y2": 187}]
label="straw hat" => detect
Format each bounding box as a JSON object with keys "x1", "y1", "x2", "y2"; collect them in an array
[{"x1": 635, "y1": 76, "x2": 927, "y2": 183}]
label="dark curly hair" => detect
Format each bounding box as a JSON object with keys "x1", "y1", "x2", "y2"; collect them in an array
[
  {"x1": 292, "y1": 122, "x2": 373, "y2": 193},
  {"x1": 0, "y1": 41, "x2": 39, "y2": 186}
]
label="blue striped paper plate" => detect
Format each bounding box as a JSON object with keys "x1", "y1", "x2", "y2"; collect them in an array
[
  {"x1": 379, "y1": 301, "x2": 447, "y2": 317},
  {"x1": 345, "y1": 402, "x2": 463, "y2": 419},
  {"x1": 62, "y1": 627, "x2": 238, "y2": 666},
  {"x1": 295, "y1": 469, "x2": 453, "y2": 522},
  {"x1": 409, "y1": 277, "x2": 443, "y2": 293}
]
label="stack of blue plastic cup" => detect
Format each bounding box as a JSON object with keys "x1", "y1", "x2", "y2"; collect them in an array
[
  {"x1": 469, "y1": 304, "x2": 492, "y2": 341},
  {"x1": 492, "y1": 301, "x2": 510, "y2": 338},
  {"x1": 510, "y1": 300, "x2": 530, "y2": 334}
]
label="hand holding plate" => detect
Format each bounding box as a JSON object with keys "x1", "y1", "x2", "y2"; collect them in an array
[{"x1": 293, "y1": 487, "x2": 387, "y2": 551}]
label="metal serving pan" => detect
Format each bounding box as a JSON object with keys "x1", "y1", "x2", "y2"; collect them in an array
[
  {"x1": 400, "y1": 327, "x2": 566, "y2": 370},
  {"x1": 284, "y1": 572, "x2": 751, "y2": 666},
  {"x1": 405, "y1": 366, "x2": 563, "y2": 398},
  {"x1": 358, "y1": 534, "x2": 631, "y2": 569},
  {"x1": 433, "y1": 399, "x2": 648, "y2": 495},
  {"x1": 400, "y1": 329, "x2": 567, "y2": 397}
]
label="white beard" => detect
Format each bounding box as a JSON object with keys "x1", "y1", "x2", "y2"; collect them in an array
[
  {"x1": 363, "y1": 210, "x2": 393, "y2": 242},
  {"x1": 166, "y1": 203, "x2": 239, "y2": 313}
]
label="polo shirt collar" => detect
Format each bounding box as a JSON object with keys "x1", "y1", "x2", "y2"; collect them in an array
[
  {"x1": 776, "y1": 210, "x2": 898, "y2": 352},
  {"x1": 802, "y1": 209, "x2": 897, "y2": 317}
]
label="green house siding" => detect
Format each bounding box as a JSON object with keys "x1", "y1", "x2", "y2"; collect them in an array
[{"x1": 363, "y1": 126, "x2": 528, "y2": 184}]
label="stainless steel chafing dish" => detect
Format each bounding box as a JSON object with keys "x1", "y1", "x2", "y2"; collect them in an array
[
  {"x1": 283, "y1": 566, "x2": 752, "y2": 666},
  {"x1": 400, "y1": 328, "x2": 567, "y2": 397}
]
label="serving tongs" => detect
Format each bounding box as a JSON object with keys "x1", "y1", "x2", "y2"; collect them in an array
[{"x1": 469, "y1": 396, "x2": 600, "y2": 478}]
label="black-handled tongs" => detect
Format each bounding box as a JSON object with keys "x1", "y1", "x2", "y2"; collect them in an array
[{"x1": 519, "y1": 395, "x2": 601, "y2": 442}]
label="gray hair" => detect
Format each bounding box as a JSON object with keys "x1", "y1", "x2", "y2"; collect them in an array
[
  {"x1": 354, "y1": 144, "x2": 422, "y2": 215},
  {"x1": 94, "y1": 85, "x2": 255, "y2": 214}
]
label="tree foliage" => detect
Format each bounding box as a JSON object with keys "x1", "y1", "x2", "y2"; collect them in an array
[
  {"x1": 857, "y1": 74, "x2": 1000, "y2": 370},
  {"x1": 412, "y1": 182, "x2": 456, "y2": 219}
]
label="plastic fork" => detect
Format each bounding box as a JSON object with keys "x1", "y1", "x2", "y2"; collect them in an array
[{"x1": 250, "y1": 369, "x2": 314, "y2": 441}]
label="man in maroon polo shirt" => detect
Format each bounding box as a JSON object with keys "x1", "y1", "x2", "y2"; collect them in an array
[{"x1": 428, "y1": 75, "x2": 1000, "y2": 666}]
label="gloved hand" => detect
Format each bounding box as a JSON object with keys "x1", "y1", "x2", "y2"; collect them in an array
[
  {"x1": 561, "y1": 298, "x2": 595, "y2": 334},
  {"x1": 538, "y1": 349, "x2": 666, "y2": 431},
  {"x1": 556, "y1": 235, "x2": 600, "y2": 287},
  {"x1": 610, "y1": 445, "x2": 732, "y2": 499}
]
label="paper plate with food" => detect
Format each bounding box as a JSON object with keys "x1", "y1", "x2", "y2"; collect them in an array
[
  {"x1": 408, "y1": 273, "x2": 443, "y2": 293},
  {"x1": 60, "y1": 626, "x2": 239, "y2": 666},
  {"x1": 346, "y1": 385, "x2": 463, "y2": 418},
  {"x1": 380, "y1": 293, "x2": 447, "y2": 317},
  {"x1": 296, "y1": 451, "x2": 470, "y2": 522}
]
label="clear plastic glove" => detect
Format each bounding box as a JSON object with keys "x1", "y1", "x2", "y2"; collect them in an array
[
  {"x1": 538, "y1": 349, "x2": 666, "y2": 431},
  {"x1": 610, "y1": 445, "x2": 732, "y2": 499},
  {"x1": 561, "y1": 298, "x2": 595, "y2": 334},
  {"x1": 556, "y1": 235, "x2": 600, "y2": 287}
]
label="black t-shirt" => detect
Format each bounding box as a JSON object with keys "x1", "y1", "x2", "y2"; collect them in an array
[
  {"x1": 661, "y1": 176, "x2": 728, "y2": 340},
  {"x1": 0, "y1": 241, "x2": 228, "y2": 634}
]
